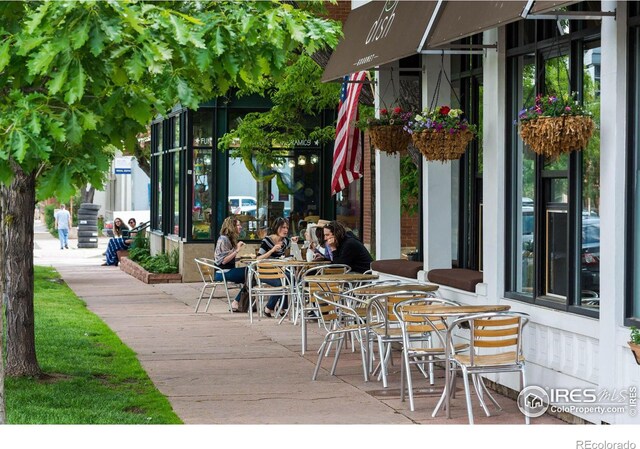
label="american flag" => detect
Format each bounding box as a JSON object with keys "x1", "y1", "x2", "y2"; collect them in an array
[{"x1": 331, "y1": 71, "x2": 367, "y2": 195}]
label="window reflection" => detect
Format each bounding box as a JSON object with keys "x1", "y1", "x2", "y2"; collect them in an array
[
  {"x1": 515, "y1": 54, "x2": 536, "y2": 296},
  {"x1": 192, "y1": 149, "x2": 212, "y2": 240},
  {"x1": 579, "y1": 44, "x2": 601, "y2": 308},
  {"x1": 172, "y1": 152, "x2": 180, "y2": 235},
  {"x1": 335, "y1": 180, "x2": 362, "y2": 239},
  {"x1": 228, "y1": 150, "x2": 321, "y2": 240}
]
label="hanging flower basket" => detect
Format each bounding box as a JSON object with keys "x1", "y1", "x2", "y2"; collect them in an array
[
  {"x1": 369, "y1": 125, "x2": 412, "y2": 155},
  {"x1": 356, "y1": 106, "x2": 413, "y2": 155},
  {"x1": 519, "y1": 115, "x2": 595, "y2": 158},
  {"x1": 406, "y1": 106, "x2": 477, "y2": 162},
  {"x1": 518, "y1": 94, "x2": 595, "y2": 158},
  {"x1": 411, "y1": 128, "x2": 475, "y2": 162}
]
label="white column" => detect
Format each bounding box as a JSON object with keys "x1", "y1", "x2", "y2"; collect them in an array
[
  {"x1": 482, "y1": 28, "x2": 507, "y2": 301},
  {"x1": 421, "y1": 54, "x2": 452, "y2": 272},
  {"x1": 375, "y1": 60, "x2": 402, "y2": 259},
  {"x1": 598, "y1": 0, "x2": 627, "y2": 420}
]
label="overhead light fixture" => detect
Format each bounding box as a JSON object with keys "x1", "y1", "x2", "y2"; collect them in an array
[
  {"x1": 310, "y1": 155, "x2": 319, "y2": 164},
  {"x1": 288, "y1": 160, "x2": 296, "y2": 168},
  {"x1": 298, "y1": 155, "x2": 306, "y2": 166}
]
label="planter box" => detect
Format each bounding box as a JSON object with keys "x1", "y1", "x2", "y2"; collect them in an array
[
  {"x1": 629, "y1": 342, "x2": 640, "y2": 365},
  {"x1": 119, "y1": 257, "x2": 182, "y2": 284}
]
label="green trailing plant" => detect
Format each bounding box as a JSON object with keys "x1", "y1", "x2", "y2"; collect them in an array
[
  {"x1": 218, "y1": 53, "x2": 341, "y2": 175},
  {"x1": 630, "y1": 326, "x2": 640, "y2": 345},
  {"x1": 400, "y1": 154, "x2": 419, "y2": 216}
]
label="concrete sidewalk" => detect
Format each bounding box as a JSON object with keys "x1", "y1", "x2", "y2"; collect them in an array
[{"x1": 34, "y1": 222, "x2": 565, "y2": 425}]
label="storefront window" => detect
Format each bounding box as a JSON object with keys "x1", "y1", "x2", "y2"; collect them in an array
[
  {"x1": 151, "y1": 122, "x2": 163, "y2": 232},
  {"x1": 512, "y1": 53, "x2": 536, "y2": 296},
  {"x1": 156, "y1": 154, "x2": 163, "y2": 231},
  {"x1": 335, "y1": 179, "x2": 362, "y2": 239},
  {"x1": 192, "y1": 149, "x2": 213, "y2": 240},
  {"x1": 506, "y1": 21, "x2": 600, "y2": 316},
  {"x1": 628, "y1": 20, "x2": 640, "y2": 323},
  {"x1": 579, "y1": 43, "x2": 601, "y2": 308},
  {"x1": 228, "y1": 150, "x2": 322, "y2": 240},
  {"x1": 193, "y1": 110, "x2": 214, "y2": 147}
]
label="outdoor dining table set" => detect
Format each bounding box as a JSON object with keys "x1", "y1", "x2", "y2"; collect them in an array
[
  {"x1": 199, "y1": 255, "x2": 530, "y2": 424},
  {"x1": 294, "y1": 275, "x2": 529, "y2": 424}
]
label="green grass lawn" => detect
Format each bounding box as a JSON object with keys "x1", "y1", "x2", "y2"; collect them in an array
[{"x1": 5, "y1": 266, "x2": 182, "y2": 424}]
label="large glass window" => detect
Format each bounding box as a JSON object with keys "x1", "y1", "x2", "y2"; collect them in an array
[
  {"x1": 191, "y1": 109, "x2": 215, "y2": 240},
  {"x1": 627, "y1": 10, "x2": 640, "y2": 323},
  {"x1": 168, "y1": 114, "x2": 185, "y2": 237},
  {"x1": 228, "y1": 149, "x2": 322, "y2": 240},
  {"x1": 192, "y1": 149, "x2": 213, "y2": 240},
  {"x1": 506, "y1": 19, "x2": 600, "y2": 316},
  {"x1": 151, "y1": 122, "x2": 163, "y2": 232},
  {"x1": 451, "y1": 38, "x2": 483, "y2": 270},
  {"x1": 335, "y1": 179, "x2": 362, "y2": 239}
]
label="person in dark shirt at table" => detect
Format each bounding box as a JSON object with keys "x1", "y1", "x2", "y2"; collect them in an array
[{"x1": 323, "y1": 220, "x2": 373, "y2": 273}]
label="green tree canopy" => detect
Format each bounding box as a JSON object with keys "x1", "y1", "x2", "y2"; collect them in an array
[
  {"x1": 0, "y1": 0, "x2": 340, "y2": 379},
  {"x1": 0, "y1": 0, "x2": 340, "y2": 200}
]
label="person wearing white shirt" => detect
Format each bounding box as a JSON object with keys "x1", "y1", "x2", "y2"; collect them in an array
[{"x1": 54, "y1": 203, "x2": 72, "y2": 250}]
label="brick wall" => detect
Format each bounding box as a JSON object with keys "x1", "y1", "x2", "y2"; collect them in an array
[
  {"x1": 363, "y1": 134, "x2": 373, "y2": 249},
  {"x1": 401, "y1": 211, "x2": 419, "y2": 249},
  {"x1": 362, "y1": 134, "x2": 420, "y2": 253},
  {"x1": 324, "y1": 1, "x2": 352, "y2": 23}
]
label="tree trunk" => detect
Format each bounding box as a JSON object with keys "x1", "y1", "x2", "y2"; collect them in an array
[
  {"x1": 0, "y1": 188, "x2": 5, "y2": 423},
  {"x1": 81, "y1": 185, "x2": 95, "y2": 204},
  {"x1": 0, "y1": 165, "x2": 41, "y2": 377}
]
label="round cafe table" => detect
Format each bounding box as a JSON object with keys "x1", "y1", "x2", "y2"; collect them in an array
[{"x1": 352, "y1": 283, "x2": 439, "y2": 296}]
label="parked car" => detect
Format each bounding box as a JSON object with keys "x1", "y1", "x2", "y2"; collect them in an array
[
  {"x1": 521, "y1": 208, "x2": 600, "y2": 295},
  {"x1": 228, "y1": 196, "x2": 257, "y2": 215},
  {"x1": 581, "y1": 217, "x2": 600, "y2": 294}
]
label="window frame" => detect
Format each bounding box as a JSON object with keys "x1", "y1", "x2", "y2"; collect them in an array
[
  {"x1": 625, "y1": 8, "x2": 640, "y2": 326},
  {"x1": 504, "y1": 18, "x2": 600, "y2": 318}
]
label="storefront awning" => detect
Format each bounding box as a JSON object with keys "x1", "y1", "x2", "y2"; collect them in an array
[
  {"x1": 322, "y1": 1, "x2": 576, "y2": 82},
  {"x1": 321, "y1": 1, "x2": 438, "y2": 82},
  {"x1": 426, "y1": 1, "x2": 576, "y2": 48}
]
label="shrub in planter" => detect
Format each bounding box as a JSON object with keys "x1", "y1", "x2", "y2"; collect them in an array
[{"x1": 629, "y1": 326, "x2": 640, "y2": 365}]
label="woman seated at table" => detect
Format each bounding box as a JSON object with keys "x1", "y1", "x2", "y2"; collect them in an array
[
  {"x1": 303, "y1": 223, "x2": 327, "y2": 262},
  {"x1": 102, "y1": 217, "x2": 133, "y2": 266},
  {"x1": 256, "y1": 217, "x2": 298, "y2": 317},
  {"x1": 323, "y1": 220, "x2": 373, "y2": 273},
  {"x1": 214, "y1": 216, "x2": 247, "y2": 312}
]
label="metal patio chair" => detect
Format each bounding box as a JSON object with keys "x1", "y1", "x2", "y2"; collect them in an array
[
  {"x1": 246, "y1": 260, "x2": 292, "y2": 323},
  {"x1": 299, "y1": 264, "x2": 351, "y2": 354},
  {"x1": 194, "y1": 257, "x2": 240, "y2": 313},
  {"x1": 311, "y1": 291, "x2": 383, "y2": 382},
  {"x1": 393, "y1": 297, "x2": 468, "y2": 412},
  {"x1": 443, "y1": 311, "x2": 530, "y2": 424}
]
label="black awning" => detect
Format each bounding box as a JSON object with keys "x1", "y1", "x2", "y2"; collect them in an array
[
  {"x1": 322, "y1": 1, "x2": 579, "y2": 82},
  {"x1": 425, "y1": 1, "x2": 577, "y2": 48},
  {"x1": 321, "y1": 1, "x2": 437, "y2": 82}
]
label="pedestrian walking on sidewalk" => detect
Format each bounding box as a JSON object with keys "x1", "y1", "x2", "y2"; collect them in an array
[{"x1": 54, "y1": 203, "x2": 72, "y2": 249}]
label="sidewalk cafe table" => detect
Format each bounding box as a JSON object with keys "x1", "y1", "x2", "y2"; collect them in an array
[
  {"x1": 352, "y1": 283, "x2": 439, "y2": 296},
  {"x1": 259, "y1": 259, "x2": 330, "y2": 323},
  {"x1": 280, "y1": 259, "x2": 330, "y2": 323},
  {"x1": 409, "y1": 304, "x2": 512, "y2": 418}
]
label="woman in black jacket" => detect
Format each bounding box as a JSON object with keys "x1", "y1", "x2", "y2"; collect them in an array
[{"x1": 322, "y1": 221, "x2": 373, "y2": 273}]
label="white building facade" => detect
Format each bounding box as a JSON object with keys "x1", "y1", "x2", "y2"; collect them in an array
[{"x1": 328, "y1": 0, "x2": 640, "y2": 424}]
